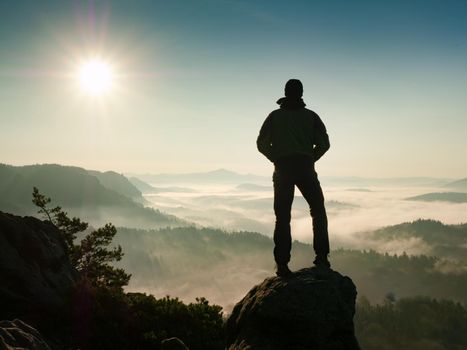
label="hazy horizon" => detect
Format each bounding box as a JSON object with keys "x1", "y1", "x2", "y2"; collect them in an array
[
  {"x1": 0, "y1": 161, "x2": 463, "y2": 181},
  {"x1": 1, "y1": 1, "x2": 467, "y2": 178}
]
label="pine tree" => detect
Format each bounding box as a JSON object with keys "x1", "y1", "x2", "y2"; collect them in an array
[{"x1": 32, "y1": 187, "x2": 131, "y2": 289}]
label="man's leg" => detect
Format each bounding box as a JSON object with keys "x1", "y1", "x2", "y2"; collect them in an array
[
  {"x1": 296, "y1": 169, "x2": 330, "y2": 258},
  {"x1": 273, "y1": 168, "x2": 295, "y2": 265}
]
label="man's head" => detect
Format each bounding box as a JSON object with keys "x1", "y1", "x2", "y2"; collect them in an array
[{"x1": 284, "y1": 79, "x2": 303, "y2": 99}]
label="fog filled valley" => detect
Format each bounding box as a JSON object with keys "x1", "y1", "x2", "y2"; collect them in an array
[
  {"x1": 2, "y1": 163, "x2": 467, "y2": 348},
  {"x1": 138, "y1": 172, "x2": 467, "y2": 257},
  {"x1": 2, "y1": 163, "x2": 467, "y2": 308},
  {"x1": 121, "y1": 169, "x2": 467, "y2": 311}
]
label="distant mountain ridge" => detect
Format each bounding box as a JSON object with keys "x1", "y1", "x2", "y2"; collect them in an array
[
  {"x1": 407, "y1": 192, "x2": 467, "y2": 203},
  {"x1": 0, "y1": 163, "x2": 182, "y2": 228},
  {"x1": 129, "y1": 169, "x2": 457, "y2": 188},
  {"x1": 444, "y1": 178, "x2": 467, "y2": 191},
  {"x1": 129, "y1": 176, "x2": 157, "y2": 193},
  {"x1": 88, "y1": 170, "x2": 143, "y2": 201},
  {"x1": 129, "y1": 177, "x2": 195, "y2": 194},
  {"x1": 320, "y1": 176, "x2": 453, "y2": 188},
  {"x1": 131, "y1": 168, "x2": 269, "y2": 184}
]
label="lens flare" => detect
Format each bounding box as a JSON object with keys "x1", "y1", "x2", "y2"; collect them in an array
[{"x1": 77, "y1": 59, "x2": 113, "y2": 95}]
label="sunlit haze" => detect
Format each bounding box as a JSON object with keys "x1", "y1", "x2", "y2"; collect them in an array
[
  {"x1": 77, "y1": 59, "x2": 114, "y2": 95},
  {"x1": 1, "y1": 1, "x2": 466, "y2": 177}
]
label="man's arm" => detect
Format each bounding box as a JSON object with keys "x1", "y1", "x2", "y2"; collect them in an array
[
  {"x1": 256, "y1": 114, "x2": 274, "y2": 162},
  {"x1": 312, "y1": 115, "x2": 330, "y2": 162}
]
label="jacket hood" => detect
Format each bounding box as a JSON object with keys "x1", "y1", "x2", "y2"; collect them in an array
[{"x1": 276, "y1": 97, "x2": 306, "y2": 110}]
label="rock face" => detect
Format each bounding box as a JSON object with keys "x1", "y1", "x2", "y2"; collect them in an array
[
  {"x1": 0, "y1": 319, "x2": 51, "y2": 350},
  {"x1": 0, "y1": 211, "x2": 77, "y2": 323},
  {"x1": 226, "y1": 267, "x2": 360, "y2": 350}
]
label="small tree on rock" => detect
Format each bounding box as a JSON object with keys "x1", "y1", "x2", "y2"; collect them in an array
[{"x1": 32, "y1": 186, "x2": 131, "y2": 290}]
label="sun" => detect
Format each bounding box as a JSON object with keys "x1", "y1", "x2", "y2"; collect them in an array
[{"x1": 77, "y1": 59, "x2": 114, "y2": 95}]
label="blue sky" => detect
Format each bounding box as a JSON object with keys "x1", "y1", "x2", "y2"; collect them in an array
[{"x1": 1, "y1": 0, "x2": 466, "y2": 177}]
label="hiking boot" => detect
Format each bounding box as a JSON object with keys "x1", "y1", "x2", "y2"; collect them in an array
[
  {"x1": 313, "y1": 255, "x2": 331, "y2": 268},
  {"x1": 275, "y1": 263, "x2": 293, "y2": 277}
]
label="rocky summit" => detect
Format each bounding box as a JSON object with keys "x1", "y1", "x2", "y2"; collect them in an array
[
  {"x1": 226, "y1": 267, "x2": 360, "y2": 350},
  {"x1": 0, "y1": 212, "x2": 77, "y2": 324}
]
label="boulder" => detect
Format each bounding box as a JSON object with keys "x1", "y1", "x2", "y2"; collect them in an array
[
  {"x1": 0, "y1": 211, "x2": 77, "y2": 323},
  {"x1": 0, "y1": 319, "x2": 51, "y2": 350},
  {"x1": 226, "y1": 267, "x2": 360, "y2": 350}
]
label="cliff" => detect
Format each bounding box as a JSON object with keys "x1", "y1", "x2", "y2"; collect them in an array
[
  {"x1": 0, "y1": 211, "x2": 77, "y2": 342},
  {"x1": 226, "y1": 267, "x2": 360, "y2": 350}
]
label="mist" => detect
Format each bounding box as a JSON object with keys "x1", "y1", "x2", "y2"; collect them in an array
[
  {"x1": 141, "y1": 181, "x2": 467, "y2": 254},
  {"x1": 112, "y1": 176, "x2": 467, "y2": 311}
]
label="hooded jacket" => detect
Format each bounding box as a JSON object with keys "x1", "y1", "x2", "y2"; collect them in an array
[{"x1": 256, "y1": 99, "x2": 330, "y2": 163}]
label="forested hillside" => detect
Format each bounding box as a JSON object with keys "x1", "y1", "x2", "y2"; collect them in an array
[
  {"x1": 114, "y1": 225, "x2": 467, "y2": 310},
  {"x1": 0, "y1": 164, "x2": 182, "y2": 228},
  {"x1": 365, "y1": 219, "x2": 467, "y2": 262},
  {"x1": 355, "y1": 296, "x2": 467, "y2": 350}
]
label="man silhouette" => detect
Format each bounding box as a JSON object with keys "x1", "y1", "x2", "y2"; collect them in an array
[{"x1": 257, "y1": 79, "x2": 330, "y2": 276}]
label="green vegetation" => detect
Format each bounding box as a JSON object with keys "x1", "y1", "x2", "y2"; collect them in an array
[
  {"x1": 70, "y1": 288, "x2": 224, "y2": 350},
  {"x1": 123, "y1": 294, "x2": 223, "y2": 350},
  {"x1": 30, "y1": 189, "x2": 224, "y2": 349},
  {"x1": 355, "y1": 296, "x2": 467, "y2": 350},
  {"x1": 32, "y1": 187, "x2": 130, "y2": 289},
  {"x1": 368, "y1": 219, "x2": 467, "y2": 262},
  {"x1": 113, "y1": 226, "x2": 467, "y2": 307}
]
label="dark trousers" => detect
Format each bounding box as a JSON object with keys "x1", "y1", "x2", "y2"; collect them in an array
[{"x1": 273, "y1": 155, "x2": 329, "y2": 264}]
